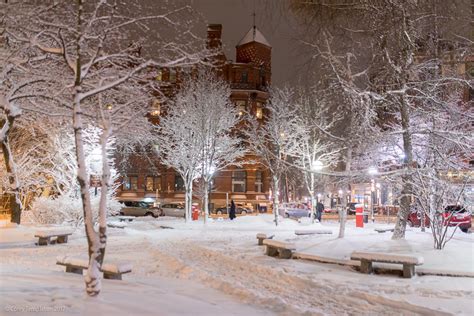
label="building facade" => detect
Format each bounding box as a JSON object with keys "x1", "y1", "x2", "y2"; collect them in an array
[{"x1": 116, "y1": 24, "x2": 273, "y2": 211}]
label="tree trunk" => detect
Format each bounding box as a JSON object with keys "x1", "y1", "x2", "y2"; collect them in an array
[
  {"x1": 392, "y1": 94, "x2": 414, "y2": 240},
  {"x1": 203, "y1": 179, "x2": 209, "y2": 224},
  {"x1": 73, "y1": 0, "x2": 102, "y2": 296},
  {"x1": 1, "y1": 137, "x2": 22, "y2": 224},
  {"x1": 0, "y1": 104, "x2": 23, "y2": 224},
  {"x1": 184, "y1": 181, "x2": 193, "y2": 222},
  {"x1": 97, "y1": 126, "x2": 111, "y2": 268},
  {"x1": 338, "y1": 147, "x2": 351, "y2": 238},
  {"x1": 272, "y1": 175, "x2": 279, "y2": 226}
]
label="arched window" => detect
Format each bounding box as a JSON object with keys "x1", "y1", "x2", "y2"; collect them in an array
[{"x1": 232, "y1": 169, "x2": 246, "y2": 193}]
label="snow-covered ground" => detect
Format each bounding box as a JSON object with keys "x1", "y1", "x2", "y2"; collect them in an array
[{"x1": 1, "y1": 214, "x2": 473, "y2": 315}]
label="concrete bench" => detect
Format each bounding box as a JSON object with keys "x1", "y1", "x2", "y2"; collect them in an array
[
  {"x1": 263, "y1": 239, "x2": 296, "y2": 259},
  {"x1": 350, "y1": 251, "x2": 424, "y2": 278},
  {"x1": 295, "y1": 229, "x2": 332, "y2": 235},
  {"x1": 374, "y1": 227, "x2": 394, "y2": 233},
  {"x1": 116, "y1": 216, "x2": 135, "y2": 222},
  {"x1": 34, "y1": 230, "x2": 73, "y2": 246},
  {"x1": 56, "y1": 256, "x2": 132, "y2": 280},
  {"x1": 256, "y1": 233, "x2": 274, "y2": 245}
]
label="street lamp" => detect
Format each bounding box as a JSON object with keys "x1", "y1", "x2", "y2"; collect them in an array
[{"x1": 311, "y1": 160, "x2": 323, "y2": 171}]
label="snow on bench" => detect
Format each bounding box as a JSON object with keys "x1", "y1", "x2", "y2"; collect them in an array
[
  {"x1": 374, "y1": 227, "x2": 395, "y2": 233},
  {"x1": 107, "y1": 222, "x2": 127, "y2": 229},
  {"x1": 116, "y1": 216, "x2": 135, "y2": 222},
  {"x1": 256, "y1": 233, "x2": 275, "y2": 245},
  {"x1": 263, "y1": 239, "x2": 296, "y2": 259},
  {"x1": 34, "y1": 230, "x2": 73, "y2": 246},
  {"x1": 350, "y1": 251, "x2": 424, "y2": 278},
  {"x1": 56, "y1": 255, "x2": 133, "y2": 280},
  {"x1": 294, "y1": 229, "x2": 332, "y2": 235}
]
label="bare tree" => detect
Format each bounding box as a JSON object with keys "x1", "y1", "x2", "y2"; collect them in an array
[
  {"x1": 156, "y1": 71, "x2": 245, "y2": 222},
  {"x1": 245, "y1": 87, "x2": 307, "y2": 226},
  {"x1": 3, "y1": 0, "x2": 207, "y2": 296}
]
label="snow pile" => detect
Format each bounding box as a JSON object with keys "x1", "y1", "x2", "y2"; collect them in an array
[{"x1": 29, "y1": 194, "x2": 121, "y2": 226}]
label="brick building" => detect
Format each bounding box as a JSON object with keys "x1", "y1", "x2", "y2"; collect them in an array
[{"x1": 116, "y1": 23, "x2": 273, "y2": 211}]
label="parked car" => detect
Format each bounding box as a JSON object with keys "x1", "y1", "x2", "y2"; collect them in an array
[
  {"x1": 161, "y1": 203, "x2": 185, "y2": 218},
  {"x1": 407, "y1": 208, "x2": 431, "y2": 228},
  {"x1": 120, "y1": 201, "x2": 161, "y2": 218},
  {"x1": 443, "y1": 205, "x2": 471, "y2": 233},
  {"x1": 211, "y1": 205, "x2": 253, "y2": 215},
  {"x1": 346, "y1": 202, "x2": 358, "y2": 215},
  {"x1": 408, "y1": 205, "x2": 471, "y2": 233},
  {"x1": 278, "y1": 203, "x2": 310, "y2": 218}
]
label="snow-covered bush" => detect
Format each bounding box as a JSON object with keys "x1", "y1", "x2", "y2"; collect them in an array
[{"x1": 29, "y1": 193, "x2": 121, "y2": 226}]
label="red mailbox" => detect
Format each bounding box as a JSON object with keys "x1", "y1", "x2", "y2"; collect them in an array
[{"x1": 355, "y1": 204, "x2": 364, "y2": 228}]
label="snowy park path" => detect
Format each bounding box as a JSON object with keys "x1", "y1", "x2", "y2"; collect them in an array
[{"x1": 1, "y1": 216, "x2": 473, "y2": 315}]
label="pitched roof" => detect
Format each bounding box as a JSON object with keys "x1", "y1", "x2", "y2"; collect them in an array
[{"x1": 237, "y1": 26, "x2": 271, "y2": 48}]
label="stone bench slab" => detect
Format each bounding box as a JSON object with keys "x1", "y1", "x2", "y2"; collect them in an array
[
  {"x1": 56, "y1": 256, "x2": 132, "y2": 280},
  {"x1": 256, "y1": 233, "x2": 274, "y2": 245},
  {"x1": 350, "y1": 252, "x2": 424, "y2": 265},
  {"x1": 350, "y1": 251, "x2": 424, "y2": 278}
]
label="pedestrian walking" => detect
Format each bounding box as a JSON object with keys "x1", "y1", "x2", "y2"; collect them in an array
[
  {"x1": 229, "y1": 199, "x2": 236, "y2": 220},
  {"x1": 316, "y1": 201, "x2": 324, "y2": 222}
]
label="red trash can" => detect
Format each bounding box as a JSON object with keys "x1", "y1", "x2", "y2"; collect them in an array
[
  {"x1": 355, "y1": 204, "x2": 364, "y2": 228},
  {"x1": 192, "y1": 207, "x2": 199, "y2": 221}
]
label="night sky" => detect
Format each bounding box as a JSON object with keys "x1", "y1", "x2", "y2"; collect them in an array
[{"x1": 191, "y1": 0, "x2": 304, "y2": 86}]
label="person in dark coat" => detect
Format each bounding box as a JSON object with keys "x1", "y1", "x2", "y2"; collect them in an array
[
  {"x1": 229, "y1": 200, "x2": 236, "y2": 220},
  {"x1": 316, "y1": 201, "x2": 324, "y2": 222}
]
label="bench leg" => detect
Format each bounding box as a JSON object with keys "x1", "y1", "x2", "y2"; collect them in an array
[
  {"x1": 103, "y1": 272, "x2": 122, "y2": 280},
  {"x1": 66, "y1": 266, "x2": 84, "y2": 275},
  {"x1": 278, "y1": 249, "x2": 293, "y2": 259},
  {"x1": 257, "y1": 238, "x2": 264, "y2": 246},
  {"x1": 57, "y1": 236, "x2": 68, "y2": 244},
  {"x1": 265, "y1": 246, "x2": 278, "y2": 257},
  {"x1": 403, "y1": 264, "x2": 415, "y2": 278},
  {"x1": 38, "y1": 237, "x2": 50, "y2": 246},
  {"x1": 360, "y1": 260, "x2": 373, "y2": 274}
]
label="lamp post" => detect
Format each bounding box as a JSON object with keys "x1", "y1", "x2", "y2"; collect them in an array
[
  {"x1": 206, "y1": 165, "x2": 216, "y2": 220},
  {"x1": 368, "y1": 167, "x2": 378, "y2": 223},
  {"x1": 311, "y1": 160, "x2": 323, "y2": 223}
]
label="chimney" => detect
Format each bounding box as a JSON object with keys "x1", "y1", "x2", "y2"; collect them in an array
[{"x1": 207, "y1": 24, "x2": 222, "y2": 50}]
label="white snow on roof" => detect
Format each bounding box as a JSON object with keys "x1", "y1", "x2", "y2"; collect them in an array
[{"x1": 237, "y1": 26, "x2": 271, "y2": 47}]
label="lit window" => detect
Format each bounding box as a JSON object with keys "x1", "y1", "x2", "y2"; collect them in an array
[
  {"x1": 156, "y1": 69, "x2": 162, "y2": 81},
  {"x1": 256, "y1": 102, "x2": 263, "y2": 119},
  {"x1": 236, "y1": 100, "x2": 246, "y2": 116},
  {"x1": 175, "y1": 174, "x2": 185, "y2": 191},
  {"x1": 232, "y1": 169, "x2": 246, "y2": 193},
  {"x1": 255, "y1": 171, "x2": 263, "y2": 192},
  {"x1": 170, "y1": 69, "x2": 177, "y2": 83},
  {"x1": 151, "y1": 99, "x2": 160, "y2": 116},
  {"x1": 146, "y1": 176, "x2": 154, "y2": 191},
  {"x1": 145, "y1": 176, "x2": 162, "y2": 191},
  {"x1": 123, "y1": 176, "x2": 138, "y2": 191}
]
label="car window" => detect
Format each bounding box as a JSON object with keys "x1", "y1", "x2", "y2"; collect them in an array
[{"x1": 445, "y1": 205, "x2": 466, "y2": 213}]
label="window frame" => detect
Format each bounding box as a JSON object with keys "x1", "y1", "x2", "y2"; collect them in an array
[{"x1": 232, "y1": 169, "x2": 247, "y2": 193}]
